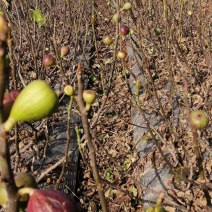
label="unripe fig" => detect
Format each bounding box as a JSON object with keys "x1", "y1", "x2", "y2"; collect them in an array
[
  {"x1": 64, "y1": 85, "x2": 74, "y2": 96},
  {"x1": 83, "y1": 90, "x2": 96, "y2": 111},
  {"x1": 2, "y1": 93, "x2": 14, "y2": 122},
  {"x1": 112, "y1": 13, "x2": 121, "y2": 23},
  {"x1": 117, "y1": 50, "x2": 127, "y2": 59},
  {"x1": 154, "y1": 28, "x2": 163, "y2": 36},
  {"x1": 15, "y1": 172, "x2": 37, "y2": 202},
  {"x1": 0, "y1": 183, "x2": 8, "y2": 208},
  {"x1": 189, "y1": 110, "x2": 209, "y2": 130},
  {"x1": 0, "y1": 15, "x2": 8, "y2": 42},
  {"x1": 9, "y1": 89, "x2": 20, "y2": 100},
  {"x1": 130, "y1": 28, "x2": 135, "y2": 35},
  {"x1": 4, "y1": 80, "x2": 59, "y2": 132},
  {"x1": 144, "y1": 206, "x2": 154, "y2": 212},
  {"x1": 18, "y1": 188, "x2": 79, "y2": 212},
  {"x1": 43, "y1": 54, "x2": 55, "y2": 67},
  {"x1": 119, "y1": 25, "x2": 130, "y2": 36},
  {"x1": 122, "y1": 2, "x2": 132, "y2": 10},
  {"x1": 60, "y1": 46, "x2": 69, "y2": 57},
  {"x1": 103, "y1": 35, "x2": 113, "y2": 45}
]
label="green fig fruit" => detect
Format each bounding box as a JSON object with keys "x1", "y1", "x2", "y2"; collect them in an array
[
  {"x1": 122, "y1": 2, "x2": 132, "y2": 10},
  {"x1": 144, "y1": 206, "x2": 154, "y2": 212},
  {"x1": 83, "y1": 90, "x2": 96, "y2": 111},
  {"x1": 189, "y1": 110, "x2": 209, "y2": 130},
  {"x1": 4, "y1": 80, "x2": 59, "y2": 131},
  {"x1": 0, "y1": 182, "x2": 8, "y2": 208},
  {"x1": 14, "y1": 172, "x2": 37, "y2": 202},
  {"x1": 64, "y1": 85, "x2": 74, "y2": 96}
]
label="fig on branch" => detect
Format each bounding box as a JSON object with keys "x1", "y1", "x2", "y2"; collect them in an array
[
  {"x1": 189, "y1": 110, "x2": 209, "y2": 130},
  {"x1": 119, "y1": 25, "x2": 130, "y2": 36},
  {"x1": 0, "y1": 15, "x2": 9, "y2": 42},
  {"x1": 4, "y1": 80, "x2": 59, "y2": 132},
  {"x1": 18, "y1": 188, "x2": 79, "y2": 212},
  {"x1": 83, "y1": 90, "x2": 96, "y2": 111},
  {"x1": 103, "y1": 35, "x2": 113, "y2": 45},
  {"x1": 112, "y1": 13, "x2": 121, "y2": 23},
  {"x1": 64, "y1": 85, "x2": 74, "y2": 96},
  {"x1": 122, "y1": 2, "x2": 132, "y2": 10},
  {"x1": 117, "y1": 50, "x2": 127, "y2": 59},
  {"x1": 0, "y1": 172, "x2": 37, "y2": 208},
  {"x1": 60, "y1": 46, "x2": 70, "y2": 58},
  {"x1": 43, "y1": 54, "x2": 55, "y2": 67}
]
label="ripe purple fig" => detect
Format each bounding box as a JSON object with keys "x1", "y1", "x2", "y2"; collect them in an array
[
  {"x1": 64, "y1": 85, "x2": 74, "y2": 96},
  {"x1": 18, "y1": 188, "x2": 79, "y2": 212},
  {"x1": 9, "y1": 89, "x2": 20, "y2": 101},
  {"x1": 60, "y1": 46, "x2": 70, "y2": 57},
  {"x1": 189, "y1": 110, "x2": 209, "y2": 130},
  {"x1": 103, "y1": 35, "x2": 113, "y2": 45},
  {"x1": 117, "y1": 50, "x2": 127, "y2": 59},
  {"x1": 83, "y1": 90, "x2": 96, "y2": 111},
  {"x1": 43, "y1": 54, "x2": 55, "y2": 67},
  {"x1": 119, "y1": 25, "x2": 130, "y2": 36}
]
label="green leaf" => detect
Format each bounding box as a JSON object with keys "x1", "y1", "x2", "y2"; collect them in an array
[{"x1": 30, "y1": 9, "x2": 46, "y2": 27}]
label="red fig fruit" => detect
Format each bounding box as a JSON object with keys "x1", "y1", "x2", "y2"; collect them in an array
[
  {"x1": 9, "y1": 89, "x2": 20, "y2": 100},
  {"x1": 189, "y1": 110, "x2": 209, "y2": 130},
  {"x1": 119, "y1": 25, "x2": 130, "y2": 36},
  {"x1": 43, "y1": 54, "x2": 55, "y2": 67},
  {"x1": 20, "y1": 188, "x2": 79, "y2": 212},
  {"x1": 60, "y1": 46, "x2": 70, "y2": 57}
]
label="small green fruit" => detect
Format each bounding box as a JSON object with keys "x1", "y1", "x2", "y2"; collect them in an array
[
  {"x1": 15, "y1": 172, "x2": 37, "y2": 202},
  {"x1": 122, "y1": 2, "x2": 132, "y2": 10},
  {"x1": 83, "y1": 90, "x2": 96, "y2": 111},
  {"x1": 4, "y1": 80, "x2": 59, "y2": 131},
  {"x1": 189, "y1": 110, "x2": 209, "y2": 130},
  {"x1": 64, "y1": 85, "x2": 74, "y2": 96},
  {"x1": 144, "y1": 206, "x2": 154, "y2": 212},
  {"x1": 0, "y1": 183, "x2": 8, "y2": 208},
  {"x1": 117, "y1": 50, "x2": 127, "y2": 59},
  {"x1": 112, "y1": 13, "x2": 121, "y2": 23},
  {"x1": 103, "y1": 35, "x2": 113, "y2": 45},
  {"x1": 60, "y1": 46, "x2": 70, "y2": 57},
  {"x1": 154, "y1": 28, "x2": 163, "y2": 36}
]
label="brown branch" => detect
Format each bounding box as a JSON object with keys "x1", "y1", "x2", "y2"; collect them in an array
[{"x1": 76, "y1": 63, "x2": 108, "y2": 212}]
